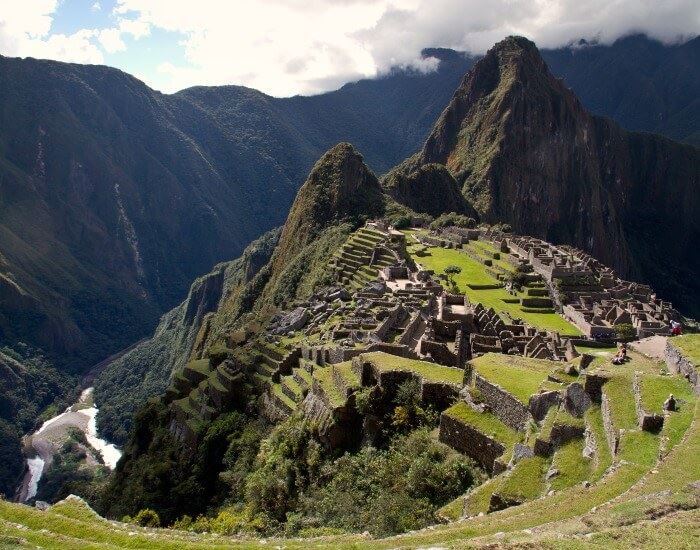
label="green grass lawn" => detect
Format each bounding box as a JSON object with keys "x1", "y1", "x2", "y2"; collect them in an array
[
  {"x1": 443, "y1": 401, "x2": 522, "y2": 448},
  {"x1": 471, "y1": 353, "x2": 562, "y2": 403},
  {"x1": 462, "y1": 476, "x2": 503, "y2": 517},
  {"x1": 405, "y1": 241, "x2": 581, "y2": 336},
  {"x1": 312, "y1": 364, "x2": 347, "y2": 408},
  {"x1": 584, "y1": 405, "x2": 613, "y2": 479},
  {"x1": 549, "y1": 438, "x2": 592, "y2": 491},
  {"x1": 185, "y1": 358, "x2": 211, "y2": 375},
  {"x1": 639, "y1": 374, "x2": 689, "y2": 413},
  {"x1": 574, "y1": 345, "x2": 618, "y2": 355},
  {"x1": 670, "y1": 333, "x2": 700, "y2": 366},
  {"x1": 495, "y1": 455, "x2": 550, "y2": 502},
  {"x1": 362, "y1": 351, "x2": 464, "y2": 385}
]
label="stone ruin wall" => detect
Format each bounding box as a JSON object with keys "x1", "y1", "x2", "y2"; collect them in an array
[
  {"x1": 475, "y1": 374, "x2": 531, "y2": 431},
  {"x1": 665, "y1": 340, "x2": 699, "y2": 396},
  {"x1": 439, "y1": 413, "x2": 505, "y2": 473}
]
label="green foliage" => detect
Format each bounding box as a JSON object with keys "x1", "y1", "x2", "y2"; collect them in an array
[
  {"x1": 35, "y1": 429, "x2": 108, "y2": 504},
  {"x1": 492, "y1": 223, "x2": 512, "y2": 233},
  {"x1": 353, "y1": 387, "x2": 377, "y2": 416},
  {"x1": 394, "y1": 379, "x2": 421, "y2": 408},
  {"x1": 430, "y1": 212, "x2": 476, "y2": 230},
  {"x1": 615, "y1": 323, "x2": 637, "y2": 341},
  {"x1": 444, "y1": 264, "x2": 462, "y2": 290},
  {"x1": 134, "y1": 508, "x2": 161, "y2": 528},
  {"x1": 295, "y1": 429, "x2": 480, "y2": 536},
  {"x1": 390, "y1": 215, "x2": 412, "y2": 229},
  {"x1": 244, "y1": 416, "x2": 321, "y2": 521},
  {"x1": 102, "y1": 404, "x2": 261, "y2": 525},
  {"x1": 269, "y1": 223, "x2": 353, "y2": 307},
  {"x1": 0, "y1": 347, "x2": 73, "y2": 495}
]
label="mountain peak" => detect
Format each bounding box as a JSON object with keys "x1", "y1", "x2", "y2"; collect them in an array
[
  {"x1": 270, "y1": 143, "x2": 384, "y2": 274},
  {"x1": 418, "y1": 34, "x2": 584, "y2": 201}
]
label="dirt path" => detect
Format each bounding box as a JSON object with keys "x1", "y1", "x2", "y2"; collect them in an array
[{"x1": 629, "y1": 335, "x2": 667, "y2": 360}]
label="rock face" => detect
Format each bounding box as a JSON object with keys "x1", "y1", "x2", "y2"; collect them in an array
[
  {"x1": 382, "y1": 162, "x2": 476, "y2": 217},
  {"x1": 405, "y1": 36, "x2": 700, "y2": 316}
]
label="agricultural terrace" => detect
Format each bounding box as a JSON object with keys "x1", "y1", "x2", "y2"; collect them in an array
[
  {"x1": 470, "y1": 353, "x2": 566, "y2": 403},
  {"x1": 403, "y1": 233, "x2": 581, "y2": 336}
]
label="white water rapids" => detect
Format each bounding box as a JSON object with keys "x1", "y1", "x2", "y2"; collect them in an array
[{"x1": 21, "y1": 387, "x2": 122, "y2": 501}]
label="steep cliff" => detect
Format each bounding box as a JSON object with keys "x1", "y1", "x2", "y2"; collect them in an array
[
  {"x1": 93, "y1": 229, "x2": 280, "y2": 444},
  {"x1": 408, "y1": 36, "x2": 700, "y2": 315}
]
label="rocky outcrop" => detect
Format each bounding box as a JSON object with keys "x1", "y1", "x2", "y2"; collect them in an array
[
  {"x1": 382, "y1": 162, "x2": 476, "y2": 217},
  {"x1": 666, "y1": 340, "x2": 699, "y2": 395}
]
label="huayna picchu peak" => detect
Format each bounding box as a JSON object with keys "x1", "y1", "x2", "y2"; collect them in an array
[
  {"x1": 390, "y1": 35, "x2": 700, "y2": 317},
  {"x1": 1, "y1": 25, "x2": 699, "y2": 550}
]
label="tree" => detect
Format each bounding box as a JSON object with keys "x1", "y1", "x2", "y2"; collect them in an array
[{"x1": 444, "y1": 265, "x2": 462, "y2": 290}]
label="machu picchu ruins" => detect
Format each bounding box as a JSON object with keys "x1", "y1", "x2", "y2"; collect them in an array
[{"x1": 159, "y1": 217, "x2": 699, "y2": 524}]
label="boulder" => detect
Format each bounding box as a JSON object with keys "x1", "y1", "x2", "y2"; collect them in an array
[
  {"x1": 271, "y1": 306, "x2": 311, "y2": 335},
  {"x1": 563, "y1": 383, "x2": 592, "y2": 417},
  {"x1": 663, "y1": 394, "x2": 677, "y2": 412},
  {"x1": 509, "y1": 443, "x2": 535, "y2": 466}
]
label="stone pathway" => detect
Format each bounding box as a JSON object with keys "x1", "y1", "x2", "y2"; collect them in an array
[{"x1": 629, "y1": 335, "x2": 667, "y2": 360}]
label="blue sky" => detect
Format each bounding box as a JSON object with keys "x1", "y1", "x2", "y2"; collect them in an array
[
  {"x1": 49, "y1": 0, "x2": 188, "y2": 91},
  {"x1": 0, "y1": 1, "x2": 697, "y2": 96}
]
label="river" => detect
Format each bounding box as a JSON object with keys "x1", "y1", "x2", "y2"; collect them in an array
[{"x1": 17, "y1": 387, "x2": 122, "y2": 502}]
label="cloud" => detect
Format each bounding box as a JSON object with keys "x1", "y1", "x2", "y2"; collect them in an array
[
  {"x1": 98, "y1": 28, "x2": 126, "y2": 53},
  {"x1": 111, "y1": 0, "x2": 700, "y2": 95},
  {"x1": 0, "y1": 0, "x2": 698, "y2": 95},
  {"x1": 0, "y1": 0, "x2": 103, "y2": 63},
  {"x1": 359, "y1": 0, "x2": 700, "y2": 75}
]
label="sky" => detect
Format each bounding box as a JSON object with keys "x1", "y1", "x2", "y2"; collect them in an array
[{"x1": 0, "y1": 0, "x2": 698, "y2": 97}]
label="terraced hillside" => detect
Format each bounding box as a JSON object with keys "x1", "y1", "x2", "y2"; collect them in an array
[
  {"x1": 332, "y1": 227, "x2": 400, "y2": 289},
  {"x1": 1, "y1": 339, "x2": 698, "y2": 548}
]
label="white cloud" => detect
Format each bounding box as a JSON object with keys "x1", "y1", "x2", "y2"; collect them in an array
[
  {"x1": 97, "y1": 18, "x2": 151, "y2": 53},
  {"x1": 0, "y1": 0, "x2": 103, "y2": 63},
  {"x1": 110, "y1": 0, "x2": 700, "y2": 95},
  {"x1": 98, "y1": 28, "x2": 125, "y2": 53},
  {"x1": 359, "y1": 0, "x2": 700, "y2": 75},
  {"x1": 0, "y1": 0, "x2": 698, "y2": 95},
  {"x1": 92, "y1": 2, "x2": 102, "y2": 12}
]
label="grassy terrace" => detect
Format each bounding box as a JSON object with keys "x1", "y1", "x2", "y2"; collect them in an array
[
  {"x1": 549, "y1": 438, "x2": 592, "y2": 491},
  {"x1": 185, "y1": 358, "x2": 211, "y2": 376},
  {"x1": 495, "y1": 455, "x2": 550, "y2": 503},
  {"x1": 404, "y1": 234, "x2": 581, "y2": 336},
  {"x1": 601, "y1": 351, "x2": 665, "y2": 432},
  {"x1": 0, "y1": 398, "x2": 696, "y2": 548},
  {"x1": 640, "y1": 374, "x2": 689, "y2": 413},
  {"x1": 585, "y1": 405, "x2": 613, "y2": 479},
  {"x1": 471, "y1": 353, "x2": 564, "y2": 403},
  {"x1": 670, "y1": 333, "x2": 700, "y2": 366},
  {"x1": 362, "y1": 351, "x2": 464, "y2": 385},
  {"x1": 312, "y1": 364, "x2": 349, "y2": 408},
  {"x1": 443, "y1": 401, "x2": 522, "y2": 449}
]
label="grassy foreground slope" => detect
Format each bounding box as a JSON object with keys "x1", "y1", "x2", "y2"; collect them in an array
[{"x1": 1, "y1": 379, "x2": 697, "y2": 549}]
